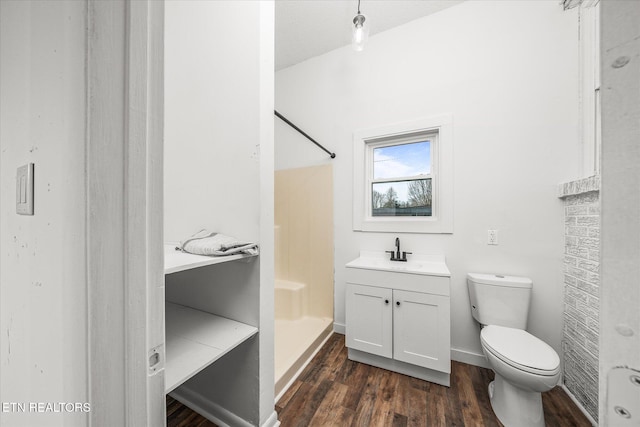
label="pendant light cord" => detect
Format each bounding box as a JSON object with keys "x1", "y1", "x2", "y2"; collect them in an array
[{"x1": 357, "y1": 0, "x2": 361, "y2": 14}]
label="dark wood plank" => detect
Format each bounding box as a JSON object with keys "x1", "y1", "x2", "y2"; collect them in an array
[
  {"x1": 425, "y1": 378, "x2": 447, "y2": 427},
  {"x1": 392, "y1": 412, "x2": 408, "y2": 427},
  {"x1": 299, "y1": 333, "x2": 343, "y2": 384},
  {"x1": 542, "y1": 387, "x2": 592, "y2": 427},
  {"x1": 337, "y1": 358, "x2": 373, "y2": 412},
  {"x1": 455, "y1": 362, "x2": 486, "y2": 427},
  {"x1": 409, "y1": 375, "x2": 430, "y2": 392},
  {"x1": 166, "y1": 396, "x2": 218, "y2": 427},
  {"x1": 369, "y1": 368, "x2": 399, "y2": 426},
  {"x1": 468, "y1": 360, "x2": 501, "y2": 427},
  {"x1": 443, "y1": 362, "x2": 466, "y2": 427},
  {"x1": 166, "y1": 396, "x2": 181, "y2": 418},
  {"x1": 350, "y1": 367, "x2": 384, "y2": 426},
  {"x1": 276, "y1": 379, "x2": 303, "y2": 411},
  {"x1": 323, "y1": 334, "x2": 350, "y2": 382},
  {"x1": 169, "y1": 333, "x2": 594, "y2": 427},
  {"x1": 276, "y1": 380, "x2": 315, "y2": 427},
  {"x1": 308, "y1": 381, "x2": 354, "y2": 426},
  {"x1": 391, "y1": 373, "x2": 410, "y2": 418},
  {"x1": 406, "y1": 381, "x2": 429, "y2": 427},
  {"x1": 559, "y1": 387, "x2": 594, "y2": 425}
]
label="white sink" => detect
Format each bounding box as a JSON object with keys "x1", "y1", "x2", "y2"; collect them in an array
[{"x1": 346, "y1": 251, "x2": 450, "y2": 277}]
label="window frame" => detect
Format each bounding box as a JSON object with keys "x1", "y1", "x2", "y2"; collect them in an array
[
  {"x1": 579, "y1": 0, "x2": 601, "y2": 175},
  {"x1": 353, "y1": 114, "x2": 453, "y2": 234},
  {"x1": 366, "y1": 133, "x2": 437, "y2": 219}
]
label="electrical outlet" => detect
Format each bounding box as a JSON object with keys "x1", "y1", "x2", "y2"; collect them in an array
[{"x1": 488, "y1": 229, "x2": 498, "y2": 245}]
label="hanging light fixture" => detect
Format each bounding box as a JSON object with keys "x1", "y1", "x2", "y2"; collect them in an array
[{"x1": 352, "y1": 0, "x2": 369, "y2": 51}]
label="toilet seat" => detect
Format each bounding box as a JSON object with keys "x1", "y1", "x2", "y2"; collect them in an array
[{"x1": 481, "y1": 325, "x2": 560, "y2": 376}]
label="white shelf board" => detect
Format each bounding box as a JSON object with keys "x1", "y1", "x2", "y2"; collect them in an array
[
  {"x1": 164, "y1": 244, "x2": 257, "y2": 275},
  {"x1": 165, "y1": 302, "x2": 258, "y2": 393}
]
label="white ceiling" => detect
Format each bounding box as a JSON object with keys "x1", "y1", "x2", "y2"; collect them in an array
[{"x1": 275, "y1": 0, "x2": 465, "y2": 70}]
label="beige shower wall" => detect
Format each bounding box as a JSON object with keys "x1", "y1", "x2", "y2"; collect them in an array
[{"x1": 275, "y1": 164, "x2": 333, "y2": 320}]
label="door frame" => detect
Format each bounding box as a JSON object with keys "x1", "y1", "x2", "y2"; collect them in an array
[
  {"x1": 599, "y1": 1, "x2": 640, "y2": 423},
  {"x1": 86, "y1": 1, "x2": 165, "y2": 425}
]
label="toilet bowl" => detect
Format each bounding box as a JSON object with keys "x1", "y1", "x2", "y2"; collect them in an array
[
  {"x1": 481, "y1": 325, "x2": 560, "y2": 427},
  {"x1": 467, "y1": 273, "x2": 560, "y2": 427}
]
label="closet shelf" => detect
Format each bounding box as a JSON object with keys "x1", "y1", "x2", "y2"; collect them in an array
[
  {"x1": 165, "y1": 302, "x2": 258, "y2": 394},
  {"x1": 164, "y1": 244, "x2": 257, "y2": 275}
]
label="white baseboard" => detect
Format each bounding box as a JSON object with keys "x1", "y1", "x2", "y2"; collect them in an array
[
  {"x1": 170, "y1": 386, "x2": 254, "y2": 427},
  {"x1": 261, "y1": 410, "x2": 281, "y2": 427},
  {"x1": 560, "y1": 384, "x2": 597, "y2": 426},
  {"x1": 333, "y1": 322, "x2": 345, "y2": 335},
  {"x1": 451, "y1": 347, "x2": 490, "y2": 369}
]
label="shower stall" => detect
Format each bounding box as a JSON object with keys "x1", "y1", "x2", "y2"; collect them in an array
[{"x1": 274, "y1": 164, "x2": 334, "y2": 397}]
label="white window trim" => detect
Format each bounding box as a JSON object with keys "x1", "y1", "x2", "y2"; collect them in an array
[
  {"x1": 366, "y1": 133, "x2": 437, "y2": 220},
  {"x1": 353, "y1": 114, "x2": 453, "y2": 234},
  {"x1": 579, "y1": 0, "x2": 601, "y2": 175}
]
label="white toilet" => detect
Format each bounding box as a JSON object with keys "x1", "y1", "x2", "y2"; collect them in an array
[{"x1": 467, "y1": 273, "x2": 560, "y2": 427}]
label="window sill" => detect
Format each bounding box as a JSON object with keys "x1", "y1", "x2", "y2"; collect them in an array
[{"x1": 356, "y1": 217, "x2": 453, "y2": 234}]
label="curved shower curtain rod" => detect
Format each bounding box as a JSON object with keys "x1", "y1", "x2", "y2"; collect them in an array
[{"x1": 274, "y1": 110, "x2": 336, "y2": 159}]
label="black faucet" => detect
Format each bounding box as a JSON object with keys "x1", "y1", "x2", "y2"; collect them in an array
[{"x1": 386, "y1": 237, "x2": 412, "y2": 262}]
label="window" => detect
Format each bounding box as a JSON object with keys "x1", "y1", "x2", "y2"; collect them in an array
[
  {"x1": 369, "y1": 136, "x2": 435, "y2": 217},
  {"x1": 353, "y1": 115, "x2": 453, "y2": 233}
]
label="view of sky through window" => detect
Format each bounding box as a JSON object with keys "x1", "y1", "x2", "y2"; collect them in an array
[
  {"x1": 373, "y1": 140, "x2": 431, "y2": 180},
  {"x1": 372, "y1": 141, "x2": 431, "y2": 204}
]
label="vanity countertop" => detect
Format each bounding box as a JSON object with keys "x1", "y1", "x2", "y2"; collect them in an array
[{"x1": 346, "y1": 251, "x2": 450, "y2": 277}]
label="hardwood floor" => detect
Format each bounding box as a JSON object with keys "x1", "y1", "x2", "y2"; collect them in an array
[
  {"x1": 167, "y1": 396, "x2": 218, "y2": 427},
  {"x1": 168, "y1": 333, "x2": 592, "y2": 426}
]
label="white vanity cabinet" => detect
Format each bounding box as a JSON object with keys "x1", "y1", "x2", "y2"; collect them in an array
[
  {"x1": 346, "y1": 284, "x2": 393, "y2": 358},
  {"x1": 345, "y1": 252, "x2": 451, "y2": 386},
  {"x1": 392, "y1": 289, "x2": 450, "y2": 372}
]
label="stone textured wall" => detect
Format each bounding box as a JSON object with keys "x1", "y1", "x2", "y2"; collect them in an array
[{"x1": 559, "y1": 175, "x2": 600, "y2": 422}]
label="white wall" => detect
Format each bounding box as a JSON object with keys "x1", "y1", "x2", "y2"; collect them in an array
[
  {"x1": 164, "y1": 1, "x2": 275, "y2": 425},
  {"x1": 164, "y1": 0, "x2": 262, "y2": 244},
  {"x1": 0, "y1": 1, "x2": 88, "y2": 426},
  {"x1": 276, "y1": 1, "x2": 580, "y2": 361}
]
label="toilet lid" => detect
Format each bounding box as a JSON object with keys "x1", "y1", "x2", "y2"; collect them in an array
[{"x1": 481, "y1": 325, "x2": 560, "y2": 374}]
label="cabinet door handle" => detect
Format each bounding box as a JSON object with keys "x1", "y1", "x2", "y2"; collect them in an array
[
  {"x1": 384, "y1": 299, "x2": 389, "y2": 304},
  {"x1": 396, "y1": 301, "x2": 401, "y2": 306}
]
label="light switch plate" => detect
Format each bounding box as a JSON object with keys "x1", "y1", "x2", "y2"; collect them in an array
[{"x1": 16, "y1": 163, "x2": 34, "y2": 215}]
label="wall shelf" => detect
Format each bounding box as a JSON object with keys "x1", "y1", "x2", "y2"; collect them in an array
[
  {"x1": 164, "y1": 244, "x2": 257, "y2": 275},
  {"x1": 164, "y1": 244, "x2": 259, "y2": 394},
  {"x1": 165, "y1": 302, "x2": 258, "y2": 393}
]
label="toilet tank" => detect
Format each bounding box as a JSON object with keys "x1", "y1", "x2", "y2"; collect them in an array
[{"x1": 467, "y1": 273, "x2": 532, "y2": 329}]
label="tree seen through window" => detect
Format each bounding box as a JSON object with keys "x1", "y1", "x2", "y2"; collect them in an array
[{"x1": 371, "y1": 140, "x2": 432, "y2": 217}]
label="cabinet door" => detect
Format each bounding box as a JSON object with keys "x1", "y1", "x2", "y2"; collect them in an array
[
  {"x1": 393, "y1": 289, "x2": 450, "y2": 373},
  {"x1": 346, "y1": 283, "x2": 393, "y2": 358}
]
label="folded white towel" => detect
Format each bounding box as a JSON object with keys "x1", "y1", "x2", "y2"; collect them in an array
[{"x1": 178, "y1": 229, "x2": 259, "y2": 256}]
